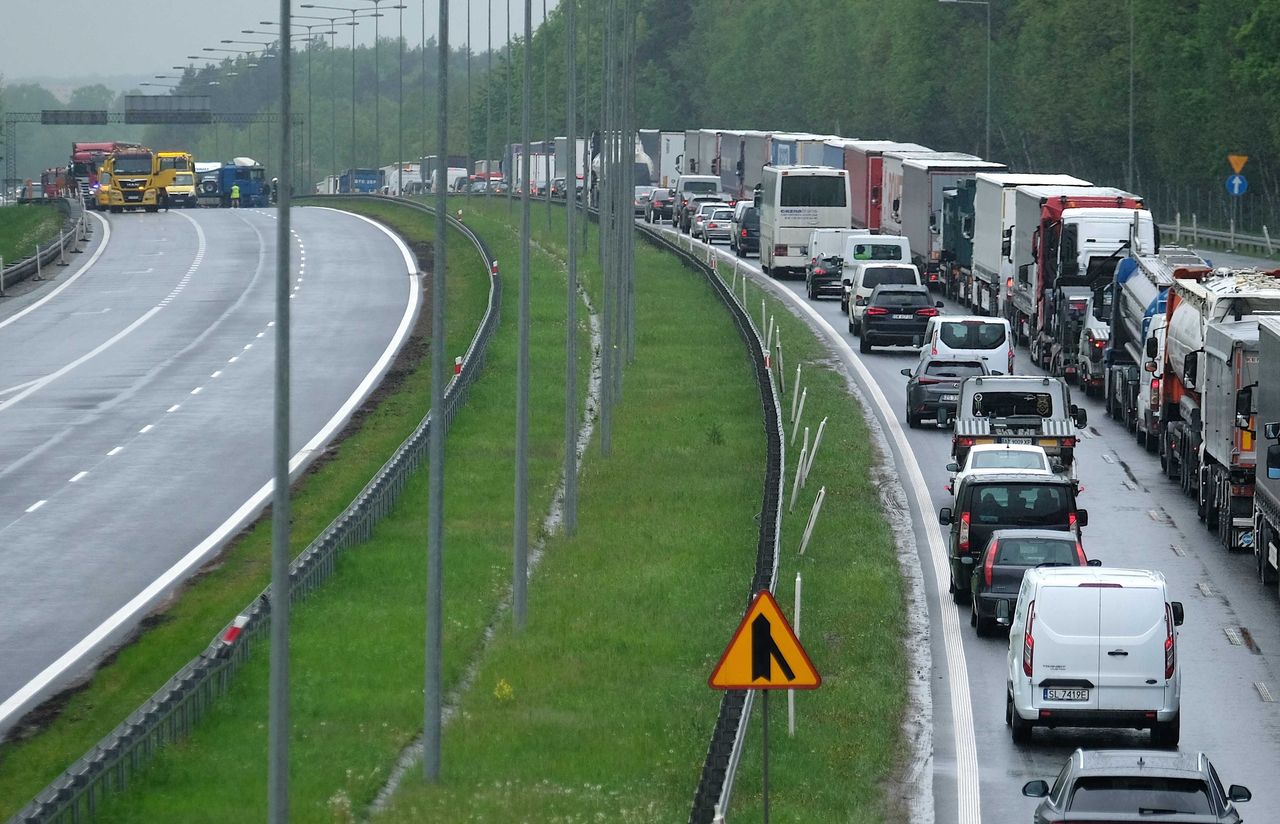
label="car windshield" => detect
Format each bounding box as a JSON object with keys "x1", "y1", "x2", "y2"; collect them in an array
[
  {"x1": 873, "y1": 290, "x2": 931, "y2": 308},
  {"x1": 684, "y1": 180, "x2": 718, "y2": 194},
  {"x1": 969, "y1": 450, "x2": 1047, "y2": 470},
  {"x1": 972, "y1": 391, "x2": 1055, "y2": 418},
  {"x1": 850, "y1": 242, "x2": 905, "y2": 261},
  {"x1": 924, "y1": 361, "x2": 985, "y2": 378},
  {"x1": 992, "y1": 537, "x2": 1078, "y2": 566},
  {"x1": 941, "y1": 321, "x2": 1007, "y2": 350},
  {"x1": 970, "y1": 484, "x2": 1071, "y2": 526},
  {"x1": 863, "y1": 266, "x2": 916, "y2": 288},
  {"x1": 1067, "y1": 777, "x2": 1214, "y2": 815}
]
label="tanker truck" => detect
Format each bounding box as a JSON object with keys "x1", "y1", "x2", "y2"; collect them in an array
[
  {"x1": 1102, "y1": 245, "x2": 1210, "y2": 449},
  {"x1": 1155, "y1": 269, "x2": 1280, "y2": 551},
  {"x1": 1252, "y1": 316, "x2": 1280, "y2": 586}
]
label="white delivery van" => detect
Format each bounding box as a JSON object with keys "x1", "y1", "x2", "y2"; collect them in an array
[
  {"x1": 921, "y1": 315, "x2": 1016, "y2": 375},
  {"x1": 846, "y1": 262, "x2": 921, "y2": 334},
  {"x1": 806, "y1": 228, "x2": 859, "y2": 265},
  {"x1": 839, "y1": 234, "x2": 911, "y2": 312},
  {"x1": 1006, "y1": 567, "x2": 1184, "y2": 746}
]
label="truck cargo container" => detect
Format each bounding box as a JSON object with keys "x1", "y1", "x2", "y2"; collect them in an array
[
  {"x1": 698, "y1": 128, "x2": 729, "y2": 183},
  {"x1": 340, "y1": 167, "x2": 384, "y2": 193},
  {"x1": 841, "y1": 140, "x2": 930, "y2": 233},
  {"x1": 969, "y1": 173, "x2": 1091, "y2": 317},
  {"x1": 769, "y1": 132, "x2": 824, "y2": 166},
  {"x1": 879, "y1": 150, "x2": 971, "y2": 239},
  {"x1": 716, "y1": 130, "x2": 746, "y2": 196},
  {"x1": 657, "y1": 131, "x2": 684, "y2": 188},
  {"x1": 940, "y1": 179, "x2": 976, "y2": 303},
  {"x1": 1252, "y1": 316, "x2": 1280, "y2": 585},
  {"x1": 683, "y1": 129, "x2": 703, "y2": 174},
  {"x1": 738, "y1": 131, "x2": 771, "y2": 198}
]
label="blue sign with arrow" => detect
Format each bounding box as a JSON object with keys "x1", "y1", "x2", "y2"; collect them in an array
[{"x1": 1227, "y1": 174, "x2": 1248, "y2": 196}]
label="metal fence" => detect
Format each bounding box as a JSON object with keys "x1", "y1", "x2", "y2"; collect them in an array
[
  {"x1": 8, "y1": 196, "x2": 501, "y2": 824},
  {"x1": 0, "y1": 199, "x2": 91, "y2": 294},
  {"x1": 629, "y1": 225, "x2": 786, "y2": 824}
]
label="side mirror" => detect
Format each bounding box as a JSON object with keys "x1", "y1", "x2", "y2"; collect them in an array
[
  {"x1": 938, "y1": 507, "x2": 953, "y2": 526},
  {"x1": 1087, "y1": 558, "x2": 1102, "y2": 567},
  {"x1": 1236, "y1": 386, "x2": 1254, "y2": 418},
  {"x1": 1183, "y1": 352, "x2": 1198, "y2": 390},
  {"x1": 1051, "y1": 460, "x2": 1066, "y2": 473},
  {"x1": 900, "y1": 368, "x2": 913, "y2": 377},
  {"x1": 1022, "y1": 780, "x2": 1050, "y2": 798},
  {"x1": 842, "y1": 278, "x2": 852, "y2": 287},
  {"x1": 935, "y1": 301, "x2": 944, "y2": 308},
  {"x1": 946, "y1": 462, "x2": 959, "y2": 473},
  {"x1": 1269, "y1": 443, "x2": 1280, "y2": 481},
  {"x1": 1265, "y1": 421, "x2": 1280, "y2": 440},
  {"x1": 1076, "y1": 509, "x2": 1088, "y2": 527},
  {"x1": 1145, "y1": 336, "x2": 1158, "y2": 358},
  {"x1": 1072, "y1": 405, "x2": 1088, "y2": 428},
  {"x1": 1228, "y1": 784, "x2": 1252, "y2": 803},
  {"x1": 1144, "y1": 360, "x2": 1157, "y2": 373},
  {"x1": 1171, "y1": 601, "x2": 1185, "y2": 626}
]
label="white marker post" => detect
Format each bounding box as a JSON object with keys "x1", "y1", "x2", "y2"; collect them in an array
[
  {"x1": 791, "y1": 388, "x2": 807, "y2": 445},
  {"x1": 775, "y1": 331, "x2": 785, "y2": 396},
  {"x1": 804, "y1": 417, "x2": 829, "y2": 483},
  {"x1": 798, "y1": 486, "x2": 826, "y2": 556},
  {"x1": 788, "y1": 571, "x2": 802, "y2": 737},
  {"x1": 789, "y1": 438, "x2": 808, "y2": 513}
]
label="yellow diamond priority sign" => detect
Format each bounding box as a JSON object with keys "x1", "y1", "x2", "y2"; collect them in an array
[
  {"x1": 709, "y1": 590, "x2": 820, "y2": 690},
  {"x1": 1228, "y1": 154, "x2": 1249, "y2": 174}
]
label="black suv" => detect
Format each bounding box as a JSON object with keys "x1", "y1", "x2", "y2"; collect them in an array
[
  {"x1": 805, "y1": 254, "x2": 844, "y2": 300},
  {"x1": 646, "y1": 188, "x2": 674, "y2": 223},
  {"x1": 1023, "y1": 749, "x2": 1250, "y2": 824},
  {"x1": 856, "y1": 284, "x2": 941, "y2": 354},
  {"x1": 731, "y1": 206, "x2": 759, "y2": 256},
  {"x1": 938, "y1": 472, "x2": 1087, "y2": 604}
]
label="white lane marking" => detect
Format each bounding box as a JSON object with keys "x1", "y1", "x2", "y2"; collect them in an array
[
  {"x1": 698, "y1": 237, "x2": 982, "y2": 823},
  {"x1": 190, "y1": 387, "x2": 203, "y2": 395},
  {"x1": 122, "y1": 268, "x2": 154, "y2": 275},
  {"x1": 228, "y1": 356, "x2": 239, "y2": 363},
  {"x1": 139, "y1": 424, "x2": 154, "y2": 433},
  {"x1": 0, "y1": 212, "x2": 112, "y2": 331},
  {"x1": 243, "y1": 343, "x2": 253, "y2": 351},
  {"x1": 25, "y1": 500, "x2": 46, "y2": 513},
  {"x1": 167, "y1": 404, "x2": 181, "y2": 413},
  {"x1": 0, "y1": 378, "x2": 42, "y2": 397},
  {"x1": 256, "y1": 332, "x2": 264, "y2": 338},
  {"x1": 267, "y1": 321, "x2": 275, "y2": 327},
  {"x1": 210, "y1": 370, "x2": 222, "y2": 378},
  {"x1": 107, "y1": 446, "x2": 123, "y2": 456},
  {"x1": 69, "y1": 471, "x2": 88, "y2": 483},
  {"x1": 0, "y1": 207, "x2": 421, "y2": 734}
]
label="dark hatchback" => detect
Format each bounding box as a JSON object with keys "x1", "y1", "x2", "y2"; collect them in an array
[
  {"x1": 857, "y1": 284, "x2": 941, "y2": 354},
  {"x1": 901, "y1": 356, "x2": 989, "y2": 428},
  {"x1": 646, "y1": 188, "x2": 674, "y2": 222},
  {"x1": 938, "y1": 472, "x2": 1087, "y2": 603},
  {"x1": 968, "y1": 528, "x2": 1096, "y2": 635},
  {"x1": 1024, "y1": 748, "x2": 1250, "y2": 824},
  {"x1": 732, "y1": 206, "x2": 760, "y2": 257},
  {"x1": 806, "y1": 254, "x2": 843, "y2": 300}
]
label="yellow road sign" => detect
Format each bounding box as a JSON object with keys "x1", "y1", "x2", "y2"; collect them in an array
[
  {"x1": 709, "y1": 590, "x2": 820, "y2": 690},
  {"x1": 1229, "y1": 154, "x2": 1249, "y2": 174}
]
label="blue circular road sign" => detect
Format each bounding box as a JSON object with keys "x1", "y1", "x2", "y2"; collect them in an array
[{"x1": 1227, "y1": 174, "x2": 1248, "y2": 196}]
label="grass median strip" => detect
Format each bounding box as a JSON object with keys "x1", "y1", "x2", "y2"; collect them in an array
[
  {"x1": 0, "y1": 203, "x2": 487, "y2": 819},
  {"x1": 0, "y1": 204, "x2": 64, "y2": 266}
]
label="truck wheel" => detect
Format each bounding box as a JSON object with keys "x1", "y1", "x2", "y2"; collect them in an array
[{"x1": 1151, "y1": 714, "x2": 1180, "y2": 748}]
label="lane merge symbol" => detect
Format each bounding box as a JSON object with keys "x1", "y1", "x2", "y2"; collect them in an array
[{"x1": 709, "y1": 590, "x2": 820, "y2": 690}]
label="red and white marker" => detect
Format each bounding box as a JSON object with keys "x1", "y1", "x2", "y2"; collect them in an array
[
  {"x1": 454, "y1": 356, "x2": 463, "y2": 376},
  {"x1": 490, "y1": 260, "x2": 499, "y2": 277}
]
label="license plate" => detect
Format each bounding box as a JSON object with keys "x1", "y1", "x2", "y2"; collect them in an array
[
  {"x1": 1003, "y1": 437, "x2": 1032, "y2": 445},
  {"x1": 893, "y1": 313, "x2": 914, "y2": 320},
  {"x1": 1044, "y1": 688, "x2": 1089, "y2": 701},
  {"x1": 941, "y1": 394, "x2": 958, "y2": 402}
]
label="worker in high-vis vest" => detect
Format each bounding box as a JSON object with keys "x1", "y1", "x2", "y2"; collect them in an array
[{"x1": 230, "y1": 183, "x2": 241, "y2": 208}]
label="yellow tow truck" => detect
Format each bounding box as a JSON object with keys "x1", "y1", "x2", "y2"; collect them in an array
[{"x1": 153, "y1": 151, "x2": 197, "y2": 207}]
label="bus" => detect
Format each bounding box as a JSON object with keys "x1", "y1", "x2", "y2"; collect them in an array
[{"x1": 757, "y1": 165, "x2": 852, "y2": 277}]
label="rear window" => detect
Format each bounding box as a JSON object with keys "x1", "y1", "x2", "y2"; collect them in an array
[
  {"x1": 1100, "y1": 587, "x2": 1164, "y2": 637},
  {"x1": 874, "y1": 290, "x2": 931, "y2": 307},
  {"x1": 969, "y1": 450, "x2": 1047, "y2": 471},
  {"x1": 969, "y1": 483, "x2": 1072, "y2": 526},
  {"x1": 780, "y1": 175, "x2": 847, "y2": 207},
  {"x1": 683, "y1": 180, "x2": 718, "y2": 194},
  {"x1": 925, "y1": 361, "x2": 985, "y2": 378},
  {"x1": 940, "y1": 321, "x2": 1007, "y2": 350},
  {"x1": 849, "y1": 242, "x2": 906, "y2": 261},
  {"x1": 863, "y1": 266, "x2": 916, "y2": 288},
  {"x1": 711, "y1": 209, "x2": 734, "y2": 220},
  {"x1": 1067, "y1": 777, "x2": 1214, "y2": 815},
  {"x1": 1035, "y1": 585, "x2": 1100, "y2": 636},
  {"x1": 743, "y1": 208, "x2": 759, "y2": 227},
  {"x1": 993, "y1": 537, "x2": 1078, "y2": 566},
  {"x1": 972, "y1": 391, "x2": 1055, "y2": 418}
]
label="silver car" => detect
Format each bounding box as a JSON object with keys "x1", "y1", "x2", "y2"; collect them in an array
[
  {"x1": 703, "y1": 208, "x2": 735, "y2": 244},
  {"x1": 691, "y1": 201, "x2": 729, "y2": 240}
]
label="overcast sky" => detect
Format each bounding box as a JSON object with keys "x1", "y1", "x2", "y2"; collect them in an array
[{"x1": 0, "y1": 0, "x2": 557, "y2": 89}]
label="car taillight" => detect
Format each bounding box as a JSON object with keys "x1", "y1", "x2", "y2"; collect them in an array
[
  {"x1": 983, "y1": 544, "x2": 996, "y2": 586},
  {"x1": 1093, "y1": 338, "x2": 1105, "y2": 349},
  {"x1": 1062, "y1": 437, "x2": 1076, "y2": 448},
  {"x1": 954, "y1": 436, "x2": 975, "y2": 447},
  {"x1": 916, "y1": 307, "x2": 940, "y2": 317},
  {"x1": 1069, "y1": 511, "x2": 1079, "y2": 535},
  {"x1": 1009, "y1": 350, "x2": 1015, "y2": 373},
  {"x1": 774, "y1": 244, "x2": 787, "y2": 256},
  {"x1": 1023, "y1": 600, "x2": 1036, "y2": 677},
  {"x1": 1164, "y1": 603, "x2": 1176, "y2": 679},
  {"x1": 1150, "y1": 377, "x2": 1160, "y2": 406},
  {"x1": 959, "y1": 511, "x2": 971, "y2": 552},
  {"x1": 866, "y1": 306, "x2": 889, "y2": 316},
  {"x1": 916, "y1": 376, "x2": 940, "y2": 385},
  {"x1": 1075, "y1": 542, "x2": 1087, "y2": 565},
  {"x1": 741, "y1": 229, "x2": 747, "y2": 237},
  {"x1": 708, "y1": 222, "x2": 717, "y2": 229},
  {"x1": 814, "y1": 268, "x2": 826, "y2": 276}
]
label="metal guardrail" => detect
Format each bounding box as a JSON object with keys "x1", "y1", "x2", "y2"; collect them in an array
[
  {"x1": 1160, "y1": 218, "x2": 1277, "y2": 258},
  {"x1": 629, "y1": 226, "x2": 785, "y2": 824},
  {"x1": 8, "y1": 196, "x2": 501, "y2": 824},
  {"x1": 0, "y1": 199, "x2": 91, "y2": 294}
]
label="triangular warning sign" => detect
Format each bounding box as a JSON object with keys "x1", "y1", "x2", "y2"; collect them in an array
[
  {"x1": 1229, "y1": 154, "x2": 1249, "y2": 174},
  {"x1": 709, "y1": 590, "x2": 820, "y2": 690}
]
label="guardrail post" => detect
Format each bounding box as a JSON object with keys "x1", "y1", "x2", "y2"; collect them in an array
[
  {"x1": 1192, "y1": 213, "x2": 1198, "y2": 245},
  {"x1": 1174, "y1": 211, "x2": 1181, "y2": 243},
  {"x1": 1, "y1": 256, "x2": 6, "y2": 296},
  {"x1": 1229, "y1": 217, "x2": 1236, "y2": 252},
  {"x1": 58, "y1": 230, "x2": 69, "y2": 266},
  {"x1": 1264, "y1": 225, "x2": 1274, "y2": 256},
  {"x1": 35, "y1": 243, "x2": 43, "y2": 281}
]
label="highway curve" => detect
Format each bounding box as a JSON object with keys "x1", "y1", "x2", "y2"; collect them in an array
[
  {"x1": 0, "y1": 206, "x2": 418, "y2": 736},
  {"x1": 659, "y1": 223, "x2": 1280, "y2": 823}
]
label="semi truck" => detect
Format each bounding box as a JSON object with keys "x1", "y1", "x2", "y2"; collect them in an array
[
  {"x1": 1252, "y1": 316, "x2": 1280, "y2": 585},
  {"x1": 840, "y1": 140, "x2": 930, "y2": 233},
  {"x1": 1008, "y1": 186, "x2": 1153, "y2": 376},
  {"x1": 96, "y1": 146, "x2": 159, "y2": 213},
  {"x1": 1102, "y1": 246, "x2": 1210, "y2": 447},
  {"x1": 153, "y1": 151, "x2": 197, "y2": 207},
  {"x1": 968, "y1": 173, "x2": 1091, "y2": 317},
  {"x1": 1154, "y1": 270, "x2": 1280, "y2": 552},
  {"x1": 69, "y1": 142, "x2": 141, "y2": 208},
  {"x1": 682, "y1": 129, "x2": 703, "y2": 173},
  {"x1": 881, "y1": 154, "x2": 1004, "y2": 292},
  {"x1": 658, "y1": 131, "x2": 685, "y2": 188},
  {"x1": 940, "y1": 179, "x2": 976, "y2": 304}
]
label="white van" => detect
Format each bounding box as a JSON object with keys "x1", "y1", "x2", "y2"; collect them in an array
[
  {"x1": 921, "y1": 315, "x2": 1016, "y2": 375},
  {"x1": 806, "y1": 228, "x2": 859, "y2": 264},
  {"x1": 839, "y1": 234, "x2": 912, "y2": 312},
  {"x1": 1006, "y1": 567, "x2": 1184, "y2": 746},
  {"x1": 846, "y1": 262, "x2": 922, "y2": 335}
]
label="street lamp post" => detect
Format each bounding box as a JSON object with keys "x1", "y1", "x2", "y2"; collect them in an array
[
  {"x1": 250, "y1": 24, "x2": 331, "y2": 192},
  {"x1": 939, "y1": 0, "x2": 991, "y2": 159},
  {"x1": 302, "y1": 4, "x2": 385, "y2": 184}
]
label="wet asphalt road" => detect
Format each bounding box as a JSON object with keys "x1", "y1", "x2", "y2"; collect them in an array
[
  {"x1": 0, "y1": 206, "x2": 417, "y2": 735},
  {"x1": 655, "y1": 221, "x2": 1280, "y2": 823}
]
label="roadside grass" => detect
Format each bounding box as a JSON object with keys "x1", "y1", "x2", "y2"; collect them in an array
[
  {"x1": 379, "y1": 218, "x2": 906, "y2": 822},
  {"x1": 84, "y1": 196, "x2": 588, "y2": 821},
  {"x1": 0, "y1": 204, "x2": 63, "y2": 265},
  {"x1": 0, "y1": 204, "x2": 487, "y2": 820}
]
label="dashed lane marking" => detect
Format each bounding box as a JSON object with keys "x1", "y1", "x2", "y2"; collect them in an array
[
  {"x1": 139, "y1": 424, "x2": 154, "y2": 434},
  {"x1": 167, "y1": 404, "x2": 180, "y2": 413},
  {"x1": 107, "y1": 446, "x2": 123, "y2": 456},
  {"x1": 69, "y1": 472, "x2": 87, "y2": 483},
  {"x1": 25, "y1": 500, "x2": 46, "y2": 513}
]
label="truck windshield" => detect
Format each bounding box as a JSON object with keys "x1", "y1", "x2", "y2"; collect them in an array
[
  {"x1": 970, "y1": 484, "x2": 1072, "y2": 526},
  {"x1": 114, "y1": 155, "x2": 152, "y2": 174},
  {"x1": 174, "y1": 173, "x2": 194, "y2": 185},
  {"x1": 972, "y1": 391, "x2": 1055, "y2": 418},
  {"x1": 781, "y1": 176, "x2": 846, "y2": 207},
  {"x1": 1067, "y1": 777, "x2": 1213, "y2": 815}
]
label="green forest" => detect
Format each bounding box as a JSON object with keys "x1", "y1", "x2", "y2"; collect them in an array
[{"x1": 4, "y1": 0, "x2": 1279, "y2": 229}]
